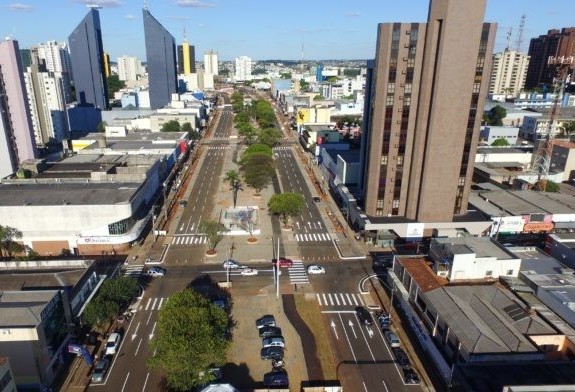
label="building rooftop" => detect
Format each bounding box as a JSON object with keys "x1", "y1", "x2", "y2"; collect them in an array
[
  {"x1": 0, "y1": 268, "x2": 88, "y2": 291},
  {"x1": 433, "y1": 237, "x2": 515, "y2": 260},
  {"x1": 476, "y1": 190, "x2": 575, "y2": 215},
  {"x1": 476, "y1": 147, "x2": 529, "y2": 154},
  {"x1": 0, "y1": 290, "x2": 58, "y2": 327},
  {"x1": 397, "y1": 258, "x2": 447, "y2": 292}
]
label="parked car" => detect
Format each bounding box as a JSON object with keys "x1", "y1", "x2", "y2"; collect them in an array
[
  {"x1": 223, "y1": 259, "x2": 240, "y2": 269},
  {"x1": 306, "y1": 265, "x2": 325, "y2": 275},
  {"x1": 393, "y1": 347, "x2": 410, "y2": 368},
  {"x1": 272, "y1": 257, "x2": 293, "y2": 268},
  {"x1": 403, "y1": 368, "x2": 420, "y2": 384},
  {"x1": 256, "y1": 315, "x2": 276, "y2": 329},
  {"x1": 146, "y1": 266, "x2": 166, "y2": 277},
  {"x1": 263, "y1": 370, "x2": 289, "y2": 387},
  {"x1": 104, "y1": 332, "x2": 121, "y2": 355},
  {"x1": 262, "y1": 336, "x2": 285, "y2": 348},
  {"x1": 261, "y1": 346, "x2": 284, "y2": 360},
  {"x1": 91, "y1": 357, "x2": 110, "y2": 383},
  {"x1": 355, "y1": 306, "x2": 373, "y2": 325},
  {"x1": 376, "y1": 310, "x2": 391, "y2": 329},
  {"x1": 384, "y1": 331, "x2": 401, "y2": 348},
  {"x1": 259, "y1": 326, "x2": 282, "y2": 338},
  {"x1": 241, "y1": 268, "x2": 258, "y2": 276}
]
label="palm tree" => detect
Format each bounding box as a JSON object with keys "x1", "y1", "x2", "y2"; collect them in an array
[{"x1": 224, "y1": 170, "x2": 243, "y2": 208}]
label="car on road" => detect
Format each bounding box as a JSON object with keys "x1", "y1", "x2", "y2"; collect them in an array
[
  {"x1": 306, "y1": 265, "x2": 325, "y2": 275},
  {"x1": 262, "y1": 336, "x2": 285, "y2": 348},
  {"x1": 272, "y1": 257, "x2": 293, "y2": 268},
  {"x1": 91, "y1": 357, "x2": 110, "y2": 383},
  {"x1": 263, "y1": 370, "x2": 289, "y2": 387},
  {"x1": 403, "y1": 367, "x2": 420, "y2": 384},
  {"x1": 355, "y1": 306, "x2": 373, "y2": 325},
  {"x1": 104, "y1": 332, "x2": 121, "y2": 355},
  {"x1": 240, "y1": 268, "x2": 258, "y2": 276},
  {"x1": 384, "y1": 331, "x2": 401, "y2": 348},
  {"x1": 261, "y1": 346, "x2": 284, "y2": 360},
  {"x1": 256, "y1": 315, "x2": 276, "y2": 329},
  {"x1": 393, "y1": 347, "x2": 410, "y2": 368},
  {"x1": 223, "y1": 259, "x2": 240, "y2": 269},
  {"x1": 259, "y1": 326, "x2": 282, "y2": 338},
  {"x1": 146, "y1": 266, "x2": 166, "y2": 277}
]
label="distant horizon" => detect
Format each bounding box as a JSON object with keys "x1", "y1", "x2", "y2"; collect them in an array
[{"x1": 1, "y1": 0, "x2": 574, "y2": 62}]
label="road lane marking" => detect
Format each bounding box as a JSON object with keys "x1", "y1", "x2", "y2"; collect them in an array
[
  {"x1": 334, "y1": 295, "x2": 340, "y2": 306},
  {"x1": 144, "y1": 298, "x2": 152, "y2": 311},
  {"x1": 328, "y1": 294, "x2": 334, "y2": 306},
  {"x1": 142, "y1": 373, "x2": 150, "y2": 392},
  {"x1": 346, "y1": 293, "x2": 353, "y2": 306},
  {"x1": 134, "y1": 338, "x2": 143, "y2": 356},
  {"x1": 362, "y1": 381, "x2": 368, "y2": 392},
  {"x1": 146, "y1": 310, "x2": 153, "y2": 325},
  {"x1": 339, "y1": 313, "x2": 357, "y2": 363},
  {"x1": 149, "y1": 322, "x2": 157, "y2": 340},
  {"x1": 330, "y1": 320, "x2": 339, "y2": 340},
  {"x1": 339, "y1": 294, "x2": 346, "y2": 306},
  {"x1": 121, "y1": 372, "x2": 130, "y2": 392},
  {"x1": 131, "y1": 322, "x2": 140, "y2": 340},
  {"x1": 322, "y1": 293, "x2": 328, "y2": 306},
  {"x1": 348, "y1": 319, "x2": 358, "y2": 339},
  {"x1": 151, "y1": 298, "x2": 158, "y2": 310}
]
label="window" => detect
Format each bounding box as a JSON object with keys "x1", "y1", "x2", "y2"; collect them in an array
[
  {"x1": 485, "y1": 270, "x2": 493, "y2": 277},
  {"x1": 381, "y1": 155, "x2": 388, "y2": 165},
  {"x1": 404, "y1": 83, "x2": 412, "y2": 94},
  {"x1": 506, "y1": 269, "x2": 514, "y2": 275},
  {"x1": 386, "y1": 96, "x2": 394, "y2": 106},
  {"x1": 387, "y1": 83, "x2": 395, "y2": 94},
  {"x1": 392, "y1": 199, "x2": 400, "y2": 208}
]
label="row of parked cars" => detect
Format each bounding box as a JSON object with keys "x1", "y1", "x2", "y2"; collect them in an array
[
  {"x1": 256, "y1": 315, "x2": 289, "y2": 387},
  {"x1": 91, "y1": 331, "x2": 123, "y2": 383}
]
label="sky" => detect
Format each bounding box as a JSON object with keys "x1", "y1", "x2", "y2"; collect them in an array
[{"x1": 1, "y1": 0, "x2": 574, "y2": 62}]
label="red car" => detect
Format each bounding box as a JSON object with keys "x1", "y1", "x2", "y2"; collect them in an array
[{"x1": 272, "y1": 257, "x2": 293, "y2": 268}]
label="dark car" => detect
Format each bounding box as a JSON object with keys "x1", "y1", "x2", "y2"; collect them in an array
[
  {"x1": 91, "y1": 357, "x2": 110, "y2": 383},
  {"x1": 376, "y1": 311, "x2": 391, "y2": 329},
  {"x1": 256, "y1": 315, "x2": 276, "y2": 329},
  {"x1": 403, "y1": 368, "x2": 420, "y2": 384},
  {"x1": 355, "y1": 306, "x2": 373, "y2": 325},
  {"x1": 272, "y1": 257, "x2": 293, "y2": 268},
  {"x1": 393, "y1": 347, "x2": 411, "y2": 368},
  {"x1": 259, "y1": 326, "x2": 282, "y2": 338},
  {"x1": 263, "y1": 370, "x2": 289, "y2": 387},
  {"x1": 261, "y1": 346, "x2": 284, "y2": 360}
]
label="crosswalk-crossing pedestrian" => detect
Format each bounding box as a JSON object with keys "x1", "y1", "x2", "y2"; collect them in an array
[
  {"x1": 171, "y1": 235, "x2": 208, "y2": 245},
  {"x1": 316, "y1": 292, "x2": 366, "y2": 308},
  {"x1": 288, "y1": 260, "x2": 309, "y2": 285},
  {"x1": 294, "y1": 232, "x2": 331, "y2": 242}
]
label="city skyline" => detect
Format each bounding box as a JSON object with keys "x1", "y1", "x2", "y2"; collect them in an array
[{"x1": 1, "y1": 0, "x2": 574, "y2": 61}]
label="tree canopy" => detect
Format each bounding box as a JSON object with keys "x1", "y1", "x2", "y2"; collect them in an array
[
  {"x1": 268, "y1": 192, "x2": 305, "y2": 227},
  {"x1": 483, "y1": 105, "x2": 507, "y2": 126},
  {"x1": 81, "y1": 276, "x2": 139, "y2": 327},
  {"x1": 107, "y1": 75, "x2": 125, "y2": 97},
  {"x1": 258, "y1": 127, "x2": 282, "y2": 147},
  {"x1": 161, "y1": 120, "x2": 181, "y2": 132},
  {"x1": 148, "y1": 289, "x2": 230, "y2": 391},
  {"x1": 491, "y1": 138, "x2": 510, "y2": 146},
  {"x1": 0, "y1": 225, "x2": 23, "y2": 259},
  {"x1": 198, "y1": 220, "x2": 227, "y2": 252}
]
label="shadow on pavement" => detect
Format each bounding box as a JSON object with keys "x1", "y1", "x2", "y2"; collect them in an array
[{"x1": 219, "y1": 362, "x2": 255, "y2": 390}]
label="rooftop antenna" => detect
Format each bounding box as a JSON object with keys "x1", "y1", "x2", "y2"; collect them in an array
[
  {"x1": 515, "y1": 14, "x2": 526, "y2": 52},
  {"x1": 505, "y1": 27, "x2": 513, "y2": 52},
  {"x1": 182, "y1": 25, "x2": 187, "y2": 43}
]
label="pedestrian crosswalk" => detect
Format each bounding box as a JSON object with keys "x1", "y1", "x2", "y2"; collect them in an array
[
  {"x1": 205, "y1": 145, "x2": 230, "y2": 150},
  {"x1": 316, "y1": 292, "x2": 366, "y2": 308},
  {"x1": 288, "y1": 260, "x2": 309, "y2": 285},
  {"x1": 294, "y1": 232, "x2": 332, "y2": 242},
  {"x1": 272, "y1": 146, "x2": 292, "y2": 151},
  {"x1": 142, "y1": 297, "x2": 167, "y2": 311},
  {"x1": 123, "y1": 264, "x2": 144, "y2": 277},
  {"x1": 171, "y1": 234, "x2": 208, "y2": 245}
]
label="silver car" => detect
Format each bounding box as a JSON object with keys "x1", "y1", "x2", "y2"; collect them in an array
[
  {"x1": 91, "y1": 357, "x2": 110, "y2": 383},
  {"x1": 262, "y1": 336, "x2": 285, "y2": 348}
]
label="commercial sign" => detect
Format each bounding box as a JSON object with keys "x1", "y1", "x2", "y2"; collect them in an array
[
  {"x1": 491, "y1": 216, "x2": 525, "y2": 235},
  {"x1": 406, "y1": 223, "x2": 424, "y2": 238},
  {"x1": 523, "y1": 222, "x2": 554, "y2": 233}
]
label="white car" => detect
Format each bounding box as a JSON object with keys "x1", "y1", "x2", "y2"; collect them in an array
[
  {"x1": 223, "y1": 259, "x2": 240, "y2": 269},
  {"x1": 146, "y1": 266, "x2": 166, "y2": 277},
  {"x1": 241, "y1": 268, "x2": 258, "y2": 276},
  {"x1": 307, "y1": 265, "x2": 325, "y2": 275},
  {"x1": 105, "y1": 332, "x2": 121, "y2": 356}
]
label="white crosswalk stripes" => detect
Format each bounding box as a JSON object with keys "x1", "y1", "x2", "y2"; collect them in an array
[
  {"x1": 316, "y1": 292, "x2": 366, "y2": 307},
  {"x1": 272, "y1": 146, "x2": 291, "y2": 151},
  {"x1": 206, "y1": 145, "x2": 230, "y2": 150},
  {"x1": 294, "y1": 232, "x2": 331, "y2": 242},
  {"x1": 143, "y1": 297, "x2": 167, "y2": 311},
  {"x1": 123, "y1": 264, "x2": 144, "y2": 277},
  {"x1": 288, "y1": 260, "x2": 309, "y2": 285},
  {"x1": 171, "y1": 235, "x2": 208, "y2": 245}
]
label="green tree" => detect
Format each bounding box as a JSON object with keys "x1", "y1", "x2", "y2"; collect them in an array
[
  {"x1": 81, "y1": 276, "x2": 138, "y2": 327},
  {"x1": 148, "y1": 289, "x2": 230, "y2": 391},
  {"x1": 280, "y1": 72, "x2": 292, "y2": 79},
  {"x1": 182, "y1": 122, "x2": 193, "y2": 133},
  {"x1": 162, "y1": 120, "x2": 181, "y2": 132},
  {"x1": 299, "y1": 79, "x2": 310, "y2": 92},
  {"x1": 483, "y1": 105, "x2": 507, "y2": 126},
  {"x1": 545, "y1": 180, "x2": 560, "y2": 193},
  {"x1": 241, "y1": 152, "x2": 275, "y2": 195},
  {"x1": 199, "y1": 220, "x2": 227, "y2": 253},
  {"x1": 188, "y1": 129, "x2": 201, "y2": 141},
  {"x1": 224, "y1": 170, "x2": 242, "y2": 208},
  {"x1": 237, "y1": 123, "x2": 258, "y2": 145},
  {"x1": 268, "y1": 192, "x2": 305, "y2": 228},
  {"x1": 97, "y1": 121, "x2": 107, "y2": 133},
  {"x1": 491, "y1": 138, "x2": 510, "y2": 146},
  {"x1": 107, "y1": 74, "x2": 125, "y2": 96},
  {"x1": 258, "y1": 127, "x2": 282, "y2": 147},
  {"x1": 242, "y1": 144, "x2": 273, "y2": 160},
  {"x1": 0, "y1": 225, "x2": 23, "y2": 259}
]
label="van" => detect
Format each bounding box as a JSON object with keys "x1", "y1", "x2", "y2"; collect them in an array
[
  {"x1": 262, "y1": 336, "x2": 285, "y2": 348},
  {"x1": 384, "y1": 331, "x2": 401, "y2": 348}
]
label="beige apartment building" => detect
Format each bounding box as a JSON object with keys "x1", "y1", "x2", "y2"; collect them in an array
[{"x1": 489, "y1": 50, "x2": 530, "y2": 97}]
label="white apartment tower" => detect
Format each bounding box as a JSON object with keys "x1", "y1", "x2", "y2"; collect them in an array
[
  {"x1": 235, "y1": 56, "x2": 252, "y2": 82},
  {"x1": 204, "y1": 50, "x2": 219, "y2": 76},
  {"x1": 32, "y1": 40, "x2": 72, "y2": 74},
  {"x1": 117, "y1": 55, "x2": 143, "y2": 82},
  {"x1": 489, "y1": 50, "x2": 530, "y2": 97}
]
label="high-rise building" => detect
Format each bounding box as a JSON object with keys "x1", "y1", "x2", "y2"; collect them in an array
[
  {"x1": 0, "y1": 38, "x2": 38, "y2": 178},
  {"x1": 68, "y1": 8, "x2": 109, "y2": 109},
  {"x1": 489, "y1": 50, "x2": 530, "y2": 96},
  {"x1": 525, "y1": 28, "x2": 575, "y2": 90},
  {"x1": 204, "y1": 50, "x2": 219, "y2": 76},
  {"x1": 235, "y1": 56, "x2": 252, "y2": 82},
  {"x1": 24, "y1": 64, "x2": 70, "y2": 147},
  {"x1": 360, "y1": 0, "x2": 496, "y2": 224},
  {"x1": 178, "y1": 41, "x2": 196, "y2": 75},
  {"x1": 143, "y1": 8, "x2": 177, "y2": 109},
  {"x1": 32, "y1": 40, "x2": 73, "y2": 74},
  {"x1": 117, "y1": 55, "x2": 143, "y2": 81},
  {"x1": 103, "y1": 52, "x2": 111, "y2": 78}
]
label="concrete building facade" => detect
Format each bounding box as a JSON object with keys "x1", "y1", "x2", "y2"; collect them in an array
[
  {"x1": 360, "y1": 0, "x2": 496, "y2": 222},
  {"x1": 0, "y1": 38, "x2": 38, "y2": 178},
  {"x1": 178, "y1": 41, "x2": 196, "y2": 75},
  {"x1": 489, "y1": 50, "x2": 530, "y2": 97},
  {"x1": 117, "y1": 55, "x2": 143, "y2": 82},
  {"x1": 68, "y1": 8, "x2": 109, "y2": 109},
  {"x1": 235, "y1": 56, "x2": 252, "y2": 82},
  {"x1": 204, "y1": 50, "x2": 219, "y2": 76},
  {"x1": 143, "y1": 8, "x2": 177, "y2": 109}
]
